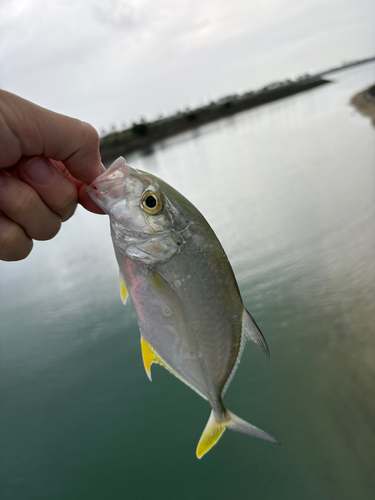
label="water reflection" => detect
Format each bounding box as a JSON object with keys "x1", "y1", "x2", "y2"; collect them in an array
[{"x1": 1, "y1": 63, "x2": 375, "y2": 500}]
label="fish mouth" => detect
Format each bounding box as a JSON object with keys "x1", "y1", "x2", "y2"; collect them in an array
[{"x1": 86, "y1": 157, "x2": 132, "y2": 213}]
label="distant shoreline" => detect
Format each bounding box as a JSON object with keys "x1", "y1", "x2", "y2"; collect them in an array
[
  {"x1": 351, "y1": 85, "x2": 375, "y2": 127},
  {"x1": 99, "y1": 56, "x2": 375, "y2": 163},
  {"x1": 99, "y1": 77, "x2": 330, "y2": 162}
]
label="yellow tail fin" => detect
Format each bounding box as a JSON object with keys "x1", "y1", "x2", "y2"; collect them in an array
[
  {"x1": 196, "y1": 409, "x2": 279, "y2": 459},
  {"x1": 196, "y1": 411, "x2": 226, "y2": 459}
]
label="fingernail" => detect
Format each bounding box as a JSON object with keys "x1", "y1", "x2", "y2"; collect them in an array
[{"x1": 24, "y1": 157, "x2": 54, "y2": 184}]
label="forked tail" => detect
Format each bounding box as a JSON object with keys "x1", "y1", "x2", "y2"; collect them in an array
[{"x1": 196, "y1": 409, "x2": 279, "y2": 458}]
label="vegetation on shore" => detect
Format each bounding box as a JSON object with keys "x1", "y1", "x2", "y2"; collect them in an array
[
  {"x1": 99, "y1": 56, "x2": 375, "y2": 162},
  {"x1": 320, "y1": 55, "x2": 375, "y2": 76},
  {"x1": 100, "y1": 77, "x2": 329, "y2": 162}
]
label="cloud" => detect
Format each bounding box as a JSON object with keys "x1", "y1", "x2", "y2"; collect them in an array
[
  {"x1": 0, "y1": 0, "x2": 373, "y2": 130},
  {"x1": 92, "y1": 0, "x2": 142, "y2": 28}
]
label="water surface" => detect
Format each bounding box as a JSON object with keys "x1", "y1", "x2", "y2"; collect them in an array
[{"x1": 1, "y1": 63, "x2": 375, "y2": 500}]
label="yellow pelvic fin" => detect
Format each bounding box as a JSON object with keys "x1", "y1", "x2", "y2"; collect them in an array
[
  {"x1": 119, "y1": 273, "x2": 128, "y2": 305},
  {"x1": 141, "y1": 337, "x2": 169, "y2": 381},
  {"x1": 196, "y1": 411, "x2": 226, "y2": 459}
]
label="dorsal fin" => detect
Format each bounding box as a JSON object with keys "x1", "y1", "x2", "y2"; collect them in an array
[
  {"x1": 243, "y1": 309, "x2": 270, "y2": 360},
  {"x1": 222, "y1": 308, "x2": 270, "y2": 396},
  {"x1": 119, "y1": 272, "x2": 128, "y2": 305}
]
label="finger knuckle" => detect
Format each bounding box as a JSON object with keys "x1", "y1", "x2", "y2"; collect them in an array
[
  {"x1": 81, "y1": 121, "x2": 100, "y2": 148},
  {"x1": 0, "y1": 220, "x2": 32, "y2": 261},
  {"x1": 34, "y1": 216, "x2": 61, "y2": 241},
  {"x1": 0, "y1": 219, "x2": 20, "y2": 249},
  {"x1": 61, "y1": 204, "x2": 77, "y2": 222},
  {"x1": 12, "y1": 241, "x2": 33, "y2": 260},
  {"x1": 11, "y1": 186, "x2": 39, "y2": 216},
  {"x1": 57, "y1": 183, "x2": 77, "y2": 216}
]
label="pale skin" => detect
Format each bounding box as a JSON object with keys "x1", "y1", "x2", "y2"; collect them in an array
[{"x1": 0, "y1": 90, "x2": 106, "y2": 261}]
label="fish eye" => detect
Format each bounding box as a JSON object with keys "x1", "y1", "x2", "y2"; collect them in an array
[{"x1": 141, "y1": 191, "x2": 163, "y2": 215}]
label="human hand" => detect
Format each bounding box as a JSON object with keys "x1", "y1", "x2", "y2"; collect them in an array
[{"x1": 0, "y1": 90, "x2": 106, "y2": 261}]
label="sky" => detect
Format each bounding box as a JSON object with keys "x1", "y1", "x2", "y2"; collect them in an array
[{"x1": 0, "y1": 0, "x2": 374, "y2": 132}]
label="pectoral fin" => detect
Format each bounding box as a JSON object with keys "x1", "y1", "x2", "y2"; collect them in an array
[{"x1": 119, "y1": 272, "x2": 128, "y2": 305}]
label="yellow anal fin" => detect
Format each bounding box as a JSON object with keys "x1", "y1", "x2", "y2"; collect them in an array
[
  {"x1": 119, "y1": 273, "x2": 128, "y2": 305},
  {"x1": 196, "y1": 411, "x2": 226, "y2": 459},
  {"x1": 141, "y1": 337, "x2": 170, "y2": 381}
]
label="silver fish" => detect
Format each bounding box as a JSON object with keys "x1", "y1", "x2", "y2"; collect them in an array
[{"x1": 87, "y1": 157, "x2": 278, "y2": 457}]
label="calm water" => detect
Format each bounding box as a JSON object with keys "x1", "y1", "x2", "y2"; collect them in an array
[{"x1": 1, "y1": 63, "x2": 375, "y2": 500}]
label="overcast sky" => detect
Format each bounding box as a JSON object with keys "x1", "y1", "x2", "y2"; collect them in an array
[{"x1": 1, "y1": 0, "x2": 374, "y2": 131}]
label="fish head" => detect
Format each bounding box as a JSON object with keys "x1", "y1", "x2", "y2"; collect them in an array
[{"x1": 86, "y1": 157, "x2": 186, "y2": 263}]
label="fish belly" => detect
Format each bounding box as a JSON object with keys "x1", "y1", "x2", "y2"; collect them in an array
[{"x1": 116, "y1": 235, "x2": 243, "y2": 406}]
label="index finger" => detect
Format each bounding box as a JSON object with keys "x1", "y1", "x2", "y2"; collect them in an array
[{"x1": 0, "y1": 90, "x2": 105, "y2": 184}]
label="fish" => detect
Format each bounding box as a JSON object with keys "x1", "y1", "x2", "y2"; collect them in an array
[{"x1": 86, "y1": 157, "x2": 278, "y2": 458}]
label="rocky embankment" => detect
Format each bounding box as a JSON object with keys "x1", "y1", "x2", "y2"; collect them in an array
[
  {"x1": 351, "y1": 84, "x2": 375, "y2": 127},
  {"x1": 99, "y1": 77, "x2": 331, "y2": 163}
]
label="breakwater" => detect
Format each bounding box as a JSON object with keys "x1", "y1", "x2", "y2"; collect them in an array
[{"x1": 100, "y1": 77, "x2": 331, "y2": 162}]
